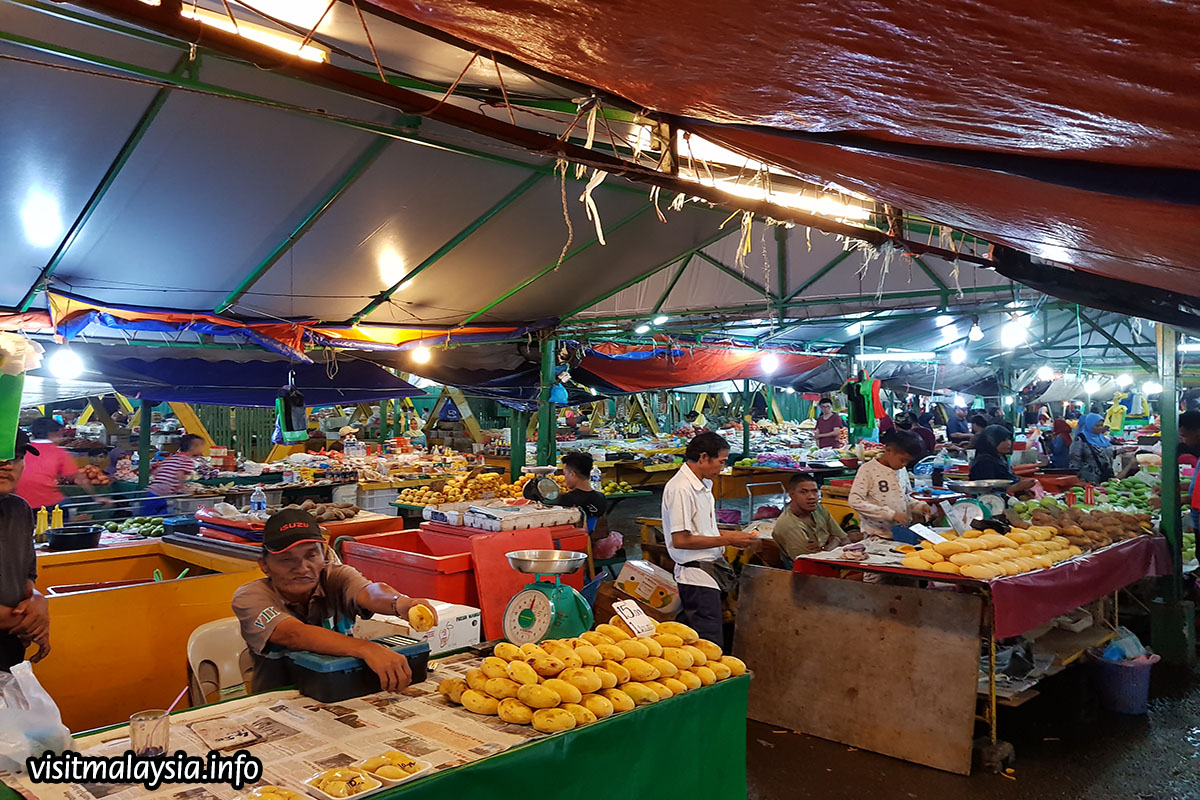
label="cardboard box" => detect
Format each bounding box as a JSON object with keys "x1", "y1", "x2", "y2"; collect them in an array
[
  {"x1": 593, "y1": 581, "x2": 677, "y2": 625},
  {"x1": 351, "y1": 600, "x2": 482, "y2": 655},
  {"x1": 614, "y1": 560, "x2": 681, "y2": 613}
]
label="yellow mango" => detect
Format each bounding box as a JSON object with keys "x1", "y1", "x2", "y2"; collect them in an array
[
  {"x1": 621, "y1": 657, "x2": 660, "y2": 682},
  {"x1": 643, "y1": 680, "x2": 674, "y2": 700},
  {"x1": 719, "y1": 655, "x2": 747, "y2": 676},
  {"x1": 464, "y1": 668, "x2": 488, "y2": 691},
  {"x1": 460, "y1": 689, "x2": 500, "y2": 715},
  {"x1": 526, "y1": 655, "x2": 567, "y2": 678},
  {"x1": 949, "y1": 552, "x2": 981, "y2": 566},
  {"x1": 591, "y1": 666, "x2": 618, "y2": 689},
  {"x1": 480, "y1": 657, "x2": 509, "y2": 679},
  {"x1": 493, "y1": 642, "x2": 522, "y2": 661},
  {"x1": 675, "y1": 670, "x2": 703, "y2": 690},
  {"x1": 651, "y1": 632, "x2": 684, "y2": 649},
  {"x1": 595, "y1": 623, "x2": 631, "y2": 642},
  {"x1": 933, "y1": 540, "x2": 969, "y2": 556},
  {"x1": 542, "y1": 678, "x2": 583, "y2": 704},
  {"x1": 574, "y1": 644, "x2": 603, "y2": 666},
  {"x1": 519, "y1": 643, "x2": 548, "y2": 659},
  {"x1": 436, "y1": 678, "x2": 467, "y2": 704},
  {"x1": 918, "y1": 549, "x2": 946, "y2": 564},
  {"x1": 375, "y1": 765, "x2": 407, "y2": 781},
  {"x1": 601, "y1": 659, "x2": 631, "y2": 684},
  {"x1": 596, "y1": 643, "x2": 626, "y2": 661},
  {"x1": 516, "y1": 683, "x2": 561, "y2": 709},
  {"x1": 646, "y1": 656, "x2": 678, "y2": 678},
  {"x1": 599, "y1": 688, "x2": 635, "y2": 712},
  {"x1": 694, "y1": 639, "x2": 723, "y2": 661},
  {"x1": 483, "y1": 677, "x2": 522, "y2": 700},
  {"x1": 621, "y1": 682, "x2": 660, "y2": 705},
  {"x1": 497, "y1": 697, "x2": 534, "y2": 725},
  {"x1": 690, "y1": 665, "x2": 717, "y2": 686},
  {"x1": 560, "y1": 702, "x2": 598, "y2": 726},
  {"x1": 580, "y1": 693, "x2": 615, "y2": 719},
  {"x1": 581, "y1": 630, "x2": 615, "y2": 646},
  {"x1": 709, "y1": 661, "x2": 732, "y2": 681},
  {"x1": 655, "y1": 621, "x2": 699, "y2": 643},
  {"x1": 617, "y1": 639, "x2": 651, "y2": 659},
  {"x1": 407, "y1": 603, "x2": 435, "y2": 633},
  {"x1": 661, "y1": 647, "x2": 695, "y2": 670},
  {"x1": 531, "y1": 708, "x2": 577, "y2": 733},
  {"x1": 661, "y1": 677, "x2": 689, "y2": 695},
  {"x1": 931, "y1": 561, "x2": 961, "y2": 575},
  {"x1": 505, "y1": 660, "x2": 539, "y2": 686},
  {"x1": 559, "y1": 666, "x2": 604, "y2": 694},
  {"x1": 681, "y1": 645, "x2": 708, "y2": 666}
]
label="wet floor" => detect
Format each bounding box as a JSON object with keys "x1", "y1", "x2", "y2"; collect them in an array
[{"x1": 608, "y1": 492, "x2": 1200, "y2": 800}]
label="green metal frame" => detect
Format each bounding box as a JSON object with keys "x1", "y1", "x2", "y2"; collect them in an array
[
  {"x1": 694, "y1": 251, "x2": 776, "y2": 299},
  {"x1": 215, "y1": 125, "x2": 406, "y2": 313},
  {"x1": 783, "y1": 249, "x2": 856, "y2": 303},
  {"x1": 1077, "y1": 310, "x2": 1154, "y2": 372},
  {"x1": 562, "y1": 227, "x2": 742, "y2": 319},
  {"x1": 536, "y1": 336, "x2": 556, "y2": 466},
  {"x1": 775, "y1": 225, "x2": 788, "y2": 322},
  {"x1": 463, "y1": 202, "x2": 653, "y2": 324},
  {"x1": 652, "y1": 255, "x2": 693, "y2": 315},
  {"x1": 351, "y1": 172, "x2": 546, "y2": 323},
  {"x1": 17, "y1": 51, "x2": 189, "y2": 310}
]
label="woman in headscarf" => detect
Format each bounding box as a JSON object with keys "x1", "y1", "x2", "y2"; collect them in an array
[
  {"x1": 970, "y1": 425, "x2": 1037, "y2": 494},
  {"x1": 1048, "y1": 418, "x2": 1073, "y2": 469},
  {"x1": 1069, "y1": 412, "x2": 1115, "y2": 484}
]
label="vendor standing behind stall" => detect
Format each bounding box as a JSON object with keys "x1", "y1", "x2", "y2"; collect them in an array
[
  {"x1": 233, "y1": 508, "x2": 438, "y2": 693},
  {"x1": 1, "y1": 432, "x2": 49, "y2": 669},
  {"x1": 847, "y1": 430, "x2": 931, "y2": 541},
  {"x1": 15, "y1": 417, "x2": 108, "y2": 518},
  {"x1": 772, "y1": 473, "x2": 849, "y2": 565},
  {"x1": 813, "y1": 398, "x2": 845, "y2": 450},
  {"x1": 1070, "y1": 413, "x2": 1117, "y2": 485},
  {"x1": 970, "y1": 425, "x2": 1037, "y2": 495},
  {"x1": 1048, "y1": 419, "x2": 1073, "y2": 469},
  {"x1": 662, "y1": 432, "x2": 757, "y2": 644},
  {"x1": 141, "y1": 433, "x2": 205, "y2": 515}
]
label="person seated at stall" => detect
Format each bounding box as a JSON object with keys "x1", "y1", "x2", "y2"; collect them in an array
[
  {"x1": 772, "y1": 473, "x2": 849, "y2": 566},
  {"x1": 1048, "y1": 418, "x2": 1073, "y2": 469},
  {"x1": 1178, "y1": 411, "x2": 1200, "y2": 461},
  {"x1": 813, "y1": 397, "x2": 845, "y2": 450},
  {"x1": 1, "y1": 431, "x2": 50, "y2": 669},
  {"x1": 555, "y1": 452, "x2": 622, "y2": 560},
  {"x1": 1070, "y1": 412, "x2": 1139, "y2": 484},
  {"x1": 683, "y1": 410, "x2": 709, "y2": 431},
  {"x1": 15, "y1": 417, "x2": 110, "y2": 519},
  {"x1": 970, "y1": 425, "x2": 1037, "y2": 495},
  {"x1": 233, "y1": 508, "x2": 438, "y2": 693},
  {"x1": 847, "y1": 430, "x2": 932, "y2": 542},
  {"x1": 946, "y1": 406, "x2": 974, "y2": 444},
  {"x1": 141, "y1": 433, "x2": 205, "y2": 515},
  {"x1": 894, "y1": 412, "x2": 935, "y2": 458}
]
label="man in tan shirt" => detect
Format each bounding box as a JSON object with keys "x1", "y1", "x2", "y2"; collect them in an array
[
  {"x1": 232, "y1": 508, "x2": 436, "y2": 693},
  {"x1": 772, "y1": 473, "x2": 849, "y2": 566}
]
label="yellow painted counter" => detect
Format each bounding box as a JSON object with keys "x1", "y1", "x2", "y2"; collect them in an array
[{"x1": 31, "y1": 540, "x2": 262, "y2": 733}]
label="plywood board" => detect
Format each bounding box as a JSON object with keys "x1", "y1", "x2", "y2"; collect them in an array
[{"x1": 735, "y1": 565, "x2": 982, "y2": 774}]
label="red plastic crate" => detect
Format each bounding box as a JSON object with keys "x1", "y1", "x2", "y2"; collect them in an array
[{"x1": 340, "y1": 530, "x2": 479, "y2": 607}]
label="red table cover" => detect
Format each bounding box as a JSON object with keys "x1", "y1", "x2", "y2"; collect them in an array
[{"x1": 792, "y1": 536, "x2": 1171, "y2": 638}]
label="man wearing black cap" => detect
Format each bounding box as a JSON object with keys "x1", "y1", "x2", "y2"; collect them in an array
[
  {"x1": 232, "y1": 508, "x2": 437, "y2": 694},
  {"x1": 0, "y1": 431, "x2": 50, "y2": 669}
]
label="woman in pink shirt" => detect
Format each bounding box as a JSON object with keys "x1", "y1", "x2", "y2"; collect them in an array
[{"x1": 15, "y1": 418, "x2": 107, "y2": 519}]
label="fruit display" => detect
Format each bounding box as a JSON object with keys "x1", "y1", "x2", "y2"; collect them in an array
[
  {"x1": 601, "y1": 480, "x2": 634, "y2": 496},
  {"x1": 305, "y1": 768, "x2": 380, "y2": 798},
  {"x1": 103, "y1": 516, "x2": 165, "y2": 537},
  {"x1": 239, "y1": 786, "x2": 305, "y2": 800},
  {"x1": 438, "y1": 618, "x2": 747, "y2": 733},
  {"x1": 1010, "y1": 478, "x2": 1155, "y2": 518},
  {"x1": 353, "y1": 750, "x2": 427, "y2": 782},
  {"x1": 898, "y1": 511, "x2": 1151, "y2": 579},
  {"x1": 77, "y1": 465, "x2": 111, "y2": 486},
  {"x1": 398, "y1": 472, "x2": 528, "y2": 506},
  {"x1": 1184, "y1": 532, "x2": 1196, "y2": 563}
]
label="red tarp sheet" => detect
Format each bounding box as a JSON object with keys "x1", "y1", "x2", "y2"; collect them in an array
[
  {"x1": 580, "y1": 343, "x2": 828, "y2": 393},
  {"x1": 369, "y1": 0, "x2": 1200, "y2": 292},
  {"x1": 793, "y1": 536, "x2": 1170, "y2": 638}
]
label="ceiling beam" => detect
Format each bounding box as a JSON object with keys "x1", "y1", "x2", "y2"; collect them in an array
[
  {"x1": 562, "y1": 227, "x2": 740, "y2": 319},
  {"x1": 694, "y1": 251, "x2": 776, "y2": 300},
  {"x1": 350, "y1": 172, "x2": 545, "y2": 323},
  {"x1": 652, "y1": 255, "x2": 693, "y2": 315},
  {"x1": 912, "y1": 256, "x2": 950, "y2": 293},
  {"x1": 1077, "y1": 310, "x2": 1155, "y2": 372},
  {"x1": 463, "y1": 202, "x2": 652, "y2": 325},
  {"x1": 216, "y1": 124, "x2": 401, "y2": 314},
  {"x1": 17, "y1": 51, "x2": 187, "y2": 310}
]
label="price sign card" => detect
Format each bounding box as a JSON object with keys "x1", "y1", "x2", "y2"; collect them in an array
[
  {"x1": 908, "y1": 523, "x2": 947, "y2": 544},
  {"x1": 612, "y1": 599, "x2": 657, "y2": 638}
]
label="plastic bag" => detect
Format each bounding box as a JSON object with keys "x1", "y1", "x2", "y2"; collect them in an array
[{"x1": 0, "y1": 662, "x2": 73, "y2": 772}]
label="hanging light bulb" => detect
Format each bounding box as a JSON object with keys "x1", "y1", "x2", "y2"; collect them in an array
[
  {"x1": 1000, "y1": 317, "x2": 1027, "y2": 349},
  {"x1": 49, "y1": 347, "x2": 84, "y2": 379},
  {"x1": 968, "y1": 315, "x2": 984, "y2": 342},
  {"x1": 1005, "y1": 396, "x2": 1014, "y2": 406},
  {"x1": 953, "y1": 394, "x2": 964, "y2": 407},
  {"x1": 1116, "y1": 374, "x2": 1133, "y2": 387},
  {"x1": 761, "y1": 353, "x2": 780, "y2": 374},
  {"x1": 950, "y1": 347, "x2": 967, "y2": 365},
  {"x1": 652, "y1": 315, "x2": 669, "y2": 326},
  {"x1": 411, "y1": 347, "x2": 431, "y2": 364},
  {"x1": 1037, "y1": 365, "x2": 1054, "y2": 381},
  {"x1": 1142, "y1": 380, "x2": 1163, "y2": 395},
  {"x1": 1083, "y1": 379, "x2": 1101, "y2": 395},
  {"x1": 634, "y1": 324, "x2": 651, "y2": 334}
]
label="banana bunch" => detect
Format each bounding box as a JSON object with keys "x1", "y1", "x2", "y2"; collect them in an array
[
  {"x1": 438, "y1": 619, "x2": 747, "y2": 733},
  {"x1": 899, "y1": 525, "x2": 1083, "y2": 579}
]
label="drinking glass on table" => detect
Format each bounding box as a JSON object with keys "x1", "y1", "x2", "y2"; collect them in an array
[{"x1": 130, "y1": 709, "x2": 169, "y2": 756}]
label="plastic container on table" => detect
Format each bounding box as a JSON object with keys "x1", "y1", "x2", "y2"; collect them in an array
[
  {"x1": 1091, "y1": 654, "x2": 1160, "y2": 714},
  {"x1": 286, "y1": 635, "x2": 430, "y2": 703},
  {"x1": 339, "y1": 529, "x2": 479, "y2": 607}
]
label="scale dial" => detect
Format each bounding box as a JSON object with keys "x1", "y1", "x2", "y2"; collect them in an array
[
  {"x1": 947, "y1": 499, "x2": 987, "y2": 530},
  {"x1": 977, "y1": 493, "x2": 1008, "y2": 517},
  {"x1": 503, "y1": 587, "x2": 554, "y2": 644}
]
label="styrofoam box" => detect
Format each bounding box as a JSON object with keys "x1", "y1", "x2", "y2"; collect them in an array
[
  {"x1": 351, "y1": 601, "x2": 482, "y2": 655},
  {"x1": 614, "y1": 560, "x2": 681, "y2": 613}
]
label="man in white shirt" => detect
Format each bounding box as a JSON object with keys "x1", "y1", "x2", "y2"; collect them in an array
[{"x1": 662, "y1": 432, "x2": 758, "y2": 644}]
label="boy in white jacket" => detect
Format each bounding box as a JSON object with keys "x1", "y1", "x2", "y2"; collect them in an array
[{"x1": 849, "y1": 430, "x2": 933, "y2": 540}]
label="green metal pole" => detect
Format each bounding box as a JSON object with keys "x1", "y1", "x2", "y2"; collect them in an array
[
  {"x1": 1150, "y1": 324, "x2": 1196, "y2": 665},
  {"x1": 775, "y1": 225, "x2": 788, "y2": 323},
  {"x1": 379, "y1": 399, "x2": 390, "y2": 442},
  {"x1": 742, "y1": 379, "x2": 752, "y2": 461},
  {"x1": 137, "y1": 400, "x2": 152, "y2": 489},
  {"x1": 392, "y1": 400, "x2": 404, "y2": 439},
  {"x1": 536, "y1": 337, "x2": 556, "y2": 466},
  {"x1": 510, "y1": 409, "x2": 528, "y2": 481}
]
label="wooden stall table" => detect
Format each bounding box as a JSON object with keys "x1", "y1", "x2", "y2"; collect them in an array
[
  {"x1": 1, "y1": 664, "x2": 749, "y2": 800},
  {"x1": 611, "y1": 460, "x2": 679, "y2": 488},
  {"x1": 737, "y1": 536, "x2": 1171, "y2": 774}
]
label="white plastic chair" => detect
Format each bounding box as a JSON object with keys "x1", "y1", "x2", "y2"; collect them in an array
[{"x1": 187, "y1": 618, "x2": 253, "y2": 706}]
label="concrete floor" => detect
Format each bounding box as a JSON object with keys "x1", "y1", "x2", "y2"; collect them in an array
[{"x1": 607, "y1": 490, "x2": 1200, "y2": 800}]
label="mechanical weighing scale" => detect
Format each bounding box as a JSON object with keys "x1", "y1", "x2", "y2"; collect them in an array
[
  {"x1": 520, "y1": 465, "x2": 562, "y2": 503},
  {"x1": 943, "y1": 479, "x2": 1013, "y2": 528},
  {"x1": 502, "y1": 549, "x2": 594, "y2": 644}
]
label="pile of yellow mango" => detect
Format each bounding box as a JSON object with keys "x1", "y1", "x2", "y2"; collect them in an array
[
  {"x1": 438, "y1": 619, "x2": 746, "y2": 733},
  {"x1": 899, "y1": 526, "x2": 1084, "y2": 580}
]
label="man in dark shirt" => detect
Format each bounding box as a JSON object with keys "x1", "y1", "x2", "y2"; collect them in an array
[
  {"x1": 555, "y1": 452, "x2": 607, "y2": 535},
  {"x1": 1, "y1": 431, "x2": 50, "y2": 670},
  {"x1": 945, "y1": 406, "x2": 973, "y2": 443},
  {"x1": 1179, "y1": 411, "x2": 1200, "y2": 460}
]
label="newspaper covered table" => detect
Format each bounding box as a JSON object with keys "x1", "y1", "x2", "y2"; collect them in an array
[{"x1": 3, "y1": 656, "x2": 750, "y2": 800}]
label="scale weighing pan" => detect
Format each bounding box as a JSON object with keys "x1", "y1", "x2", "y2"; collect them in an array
[
  {"x1": 502, "y1": 550, "x2": 593, "y2": 644},
  {"x1": 945, "y1": 479, "x2": 1014, "y2": 492}
]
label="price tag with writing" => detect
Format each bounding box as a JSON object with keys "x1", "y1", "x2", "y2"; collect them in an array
[
  {"x1": 612, "y1": 600, "x2": 657, "y2": 638},
  {"x1": 908, "y1": 523, "x2": 947, "y2": 544}
]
